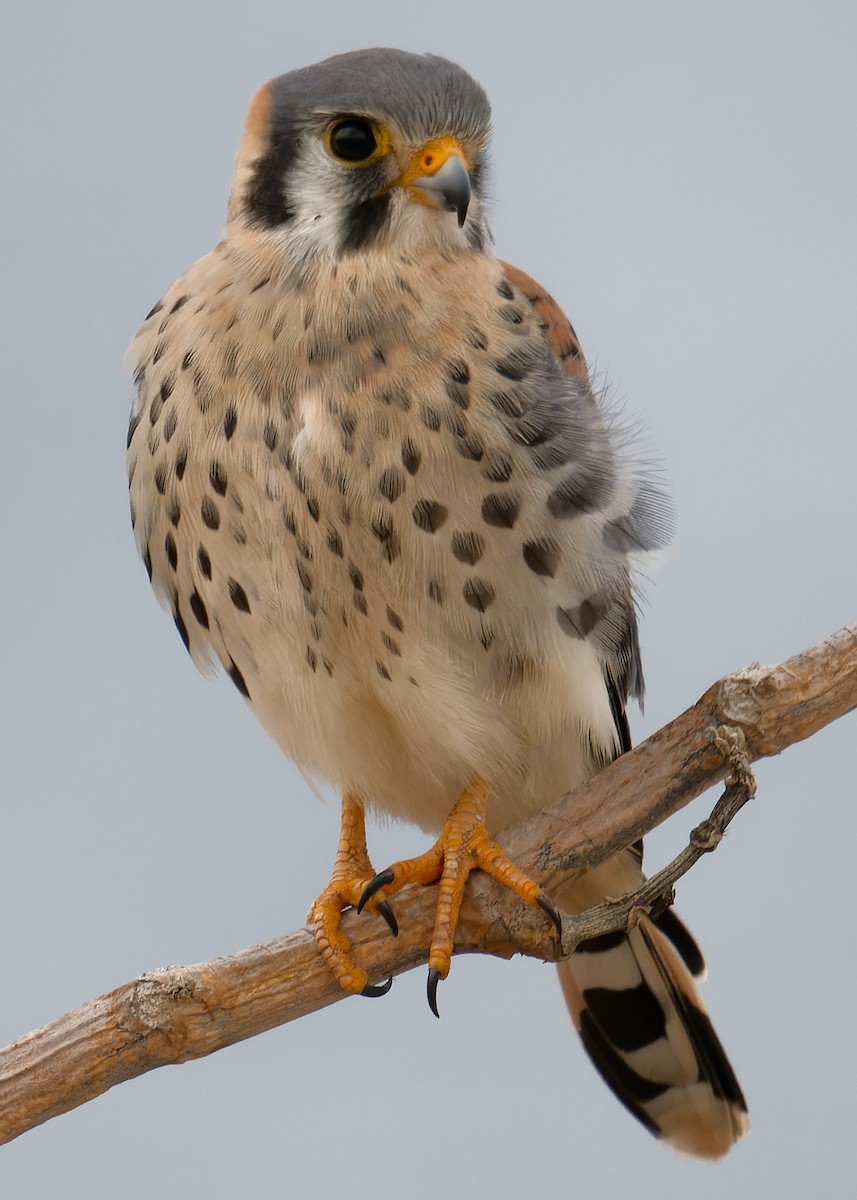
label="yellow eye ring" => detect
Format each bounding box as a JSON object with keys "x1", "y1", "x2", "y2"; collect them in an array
[{"x1": 324, "y1": 117, "x2": 390, "y2": 165}]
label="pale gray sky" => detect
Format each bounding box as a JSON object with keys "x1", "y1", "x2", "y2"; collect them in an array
[{"x1": 2, "y1": 2, "x2": 855, "y2": 1197}]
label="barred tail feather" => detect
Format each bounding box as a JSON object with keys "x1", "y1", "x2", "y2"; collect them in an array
[{"x1": 558, "y1": 913, "x2": 749, "y2": 1158}]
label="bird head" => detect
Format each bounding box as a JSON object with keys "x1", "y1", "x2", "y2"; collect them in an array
[{"x1": 227, "y1": 49, "x2": 492, "y2": 270}]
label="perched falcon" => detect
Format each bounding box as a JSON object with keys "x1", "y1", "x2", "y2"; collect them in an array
[{"x1": 127, "y1": 48, "x2": 749, "y2": 1157}]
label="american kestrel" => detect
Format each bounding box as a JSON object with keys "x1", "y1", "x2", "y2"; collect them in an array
[{"x1": 127, "y1": 48, "x2": 748, "y2": 1156}]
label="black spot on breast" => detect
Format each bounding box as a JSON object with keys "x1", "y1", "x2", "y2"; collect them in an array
[
  {"x1": 250, "y1": 275, "x2": 271, "y2": 293},
  {"x1": 228, "y1": 659, "x2": 251, "y2": 698},
  {"x1": 228, "y1": 579, "x2": 251, "y2": 613},
  {"x1": 127, "y1": 412, "x2": 141, "y2": 449},
  {"x1": 168, "y1": 500, "x2": 181, "y2": 527},
  {"x1": 421, "y1": 406, "x2": 441, "y2": 432},
  {"x1": 306, "y1": 496, "x2": 320, "y2": 522},
  {"x1": 160, "y1": 376, "x2": 174, "y2": 402},
  {"x1": 446, "y1": 381, "x2": 470, "y2": 409},
  {"x1": 447, "y1": 360, "x2": 470, "y2": 384},
  {"x1": 444, "y1": 411, "x2": 468, "y2": 439},
  {"x1": 201, "y1": 497, "x2": 220, "y2": 530},
  {"x1": 181, "y1": 349, "x2": 195, "y2": 370},
  {"x1": 548, "y1": 467, "x2": 612, "y2": 518},
  {"x1": 263, "y1": 422, "x2": 278, "y2": 451},
  {"x1": 371, "y1": 513, "x2": 399, "y2": 561},
  {"x1": 556, "y1": 598, "x2": 603, "y2": 639},
  {"x1": 173, "y1": 601, "x2": 190, "y2": 653},
  {"x1": 482, "y1": 493, "x2": 520, "y2": 529},
  {"x1": 530, "y1": 440, "x2": 577, "y2": 471},
  {"x1": 326, "y1": 528, "x2": 343, "y2": 557},
  {"x1": 376, "y1": 660, "x2": 392, "y2": 681},
  {"x1": 490, "y1": 390, "x2": 525, "y2": 418},
  {"x1": 523, "y1": 539, "x2": 559, "y2": 577},
  {"x1": 209, "y1": 462, "x2": 228, "y2": 497},
  {"x1": 143, "y1": 545, "x2": 153, "y2": 580},
  {"x1": 509, "y1": 415, "x2": 552, "y2": 448},
  {"x1": 467, "y1": 327, "x2": 488, "y2": 351},
  {"x1": 145, "y1": 300, "x2": 163, "y2": 320},
  {"x1": 189, "y1": 590, "x2": 209, "y2": 628},
  {"x1": 463, "y1": 578, "x2": 495, "y2": 612},
  {"x1": 413, "y1": 500, "x2": 448, "y2": 533},
  {"x1": 197, "y1": 546, "x2": 212, "y2": 579},
  {"x1": 296, "y1": 561, "x2": 312, "y2": 593},
  {"x1": 306, "y1": 647, "x2": 318, "y2": 672},
  {"x1": 381, "y1": 633, "x2": 401, "y2": 657},
  {"x1": 494, "y1": 352, "x2": 531, "y2": 381},
  {"x1": 496, "y1": 278, "x2": 514, "y2": 300},
  {"x1": 428, "y1": 580, "x2": 444, "y2": 604},
  {"x1": 163, "y1": 409, "x2": 177, "y2": 443},
  {"x1": 386, "y1": 606, "x2": 404, "y2": 631},
  {"x1": 223, "y1": 409, "x2": 237, "y2": 439},
  {"x1": 401, "y1": 439, "x2": 421, "y2": 475},
  {"x1": 348, "y1": 564, "x2": 363, "y2": 591},
  {"x1": 484, "y1": 453, "x2": 513, "y2": 483},
  {"x1": 354, "y1": 592, "x2": 368, "y2": 615},
  {"x1": 456, "y1": 434, "x2": 484, "y2": 462},
  {"x1": 165, "y1": 532, "x2": 178, "y2": 571},
  {"x1": 154, "y1": 464, "x2": 167, "y2": 495},
  {"x1": 175, "y1": 449, "x2": 187, "y2": 480},
  {"x1": 451, "y1": 531, "x2": 485, "y2": 565},
  {"x1": 378, "y1": 466, "x2": 405, "y2": 502},
  {"x1": 170, "y1": 296, "x2": 189, "y2": 315}
]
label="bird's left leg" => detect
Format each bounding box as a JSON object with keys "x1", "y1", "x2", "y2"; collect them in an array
[
  {"x1": 359, "y1": 778, "x2": 561, "y2": 1014},
  {"x1": 308, "y1": 792, "x2": 398, "y2": 998}
]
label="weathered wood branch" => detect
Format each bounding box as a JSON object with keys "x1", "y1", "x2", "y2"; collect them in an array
[{"x1": 1, "y1": 623, "x2": 855, "y2": 1146}]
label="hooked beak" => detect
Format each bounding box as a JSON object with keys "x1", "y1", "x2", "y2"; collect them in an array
[{"x1": 395, "y1": 139, "x2": 472, "y2": 227}]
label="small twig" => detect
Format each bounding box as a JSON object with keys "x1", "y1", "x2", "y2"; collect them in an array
[{"x1": 554, "y1": 727, "x2": 756, "y2": 954}]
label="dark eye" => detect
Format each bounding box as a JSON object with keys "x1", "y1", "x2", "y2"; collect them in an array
[{"x1": 328, "y1": 119, "x2": 378, "y2": 163}]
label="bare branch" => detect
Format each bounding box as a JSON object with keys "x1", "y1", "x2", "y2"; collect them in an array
[{"x1": 1, "y1": 622, "x2": 855, "y2": 1146}]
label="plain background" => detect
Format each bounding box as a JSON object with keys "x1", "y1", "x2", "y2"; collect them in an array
[{"x1": 2, "y1": 2, "x2": 855, "y2": 1197}]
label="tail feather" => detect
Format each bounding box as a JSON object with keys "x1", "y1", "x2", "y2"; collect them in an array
[{"x1": 557, "y1": 855, "x2": 748, "y2": 1158}]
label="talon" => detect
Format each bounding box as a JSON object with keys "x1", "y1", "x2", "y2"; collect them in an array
[
  {"x1": 361, "y1": 977, "x2": 393, "y2": 998},
  {"x1": 427, "y1": 967, "x2": 441, "y2": 1018},
  {"x1": 312, "y1": 793, "x2": 397, "y2": 995},
  {"x1": 537, "y1": 892, "x2": 563, "y2": 937},
  {"x1": 376, "y1": 900, "x2": 399, "y2": 936},
  {"x1": 358, "y1": 867, "x2": 395, "y2": 912}
]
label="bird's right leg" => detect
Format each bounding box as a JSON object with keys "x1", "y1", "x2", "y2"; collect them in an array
[{"x1": 308, "y1": 792, "x2": 398, "y2": 997}]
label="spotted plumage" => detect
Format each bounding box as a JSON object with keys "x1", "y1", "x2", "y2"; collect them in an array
[{"x1": 127, "y1": 48, "x2": 747, "y2": 1156}]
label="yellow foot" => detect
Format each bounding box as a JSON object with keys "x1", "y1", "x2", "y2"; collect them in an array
[
  {"x1": 358, "y1": 779, "x2": 561, "y2": 1016},
  {"x1": 308, "y1": 792, "x2": 398, "y2": 998}
]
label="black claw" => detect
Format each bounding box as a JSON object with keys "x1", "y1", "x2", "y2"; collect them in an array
[
  {"x1": 357, "y1": 867, "x2": 395, "y2": 913},
  {"x1": 427, "y1": 967, "x2": 441, "y2": 1018},
  {"x1": 361, "y1": 976, "x2": 393, "y2": 998},
  {"x1": 376, "y1": 900, "x2": 399, "y2": 937},
  {"x1": 537, "y1": 893, "x2": 563, "y2": 938}
]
